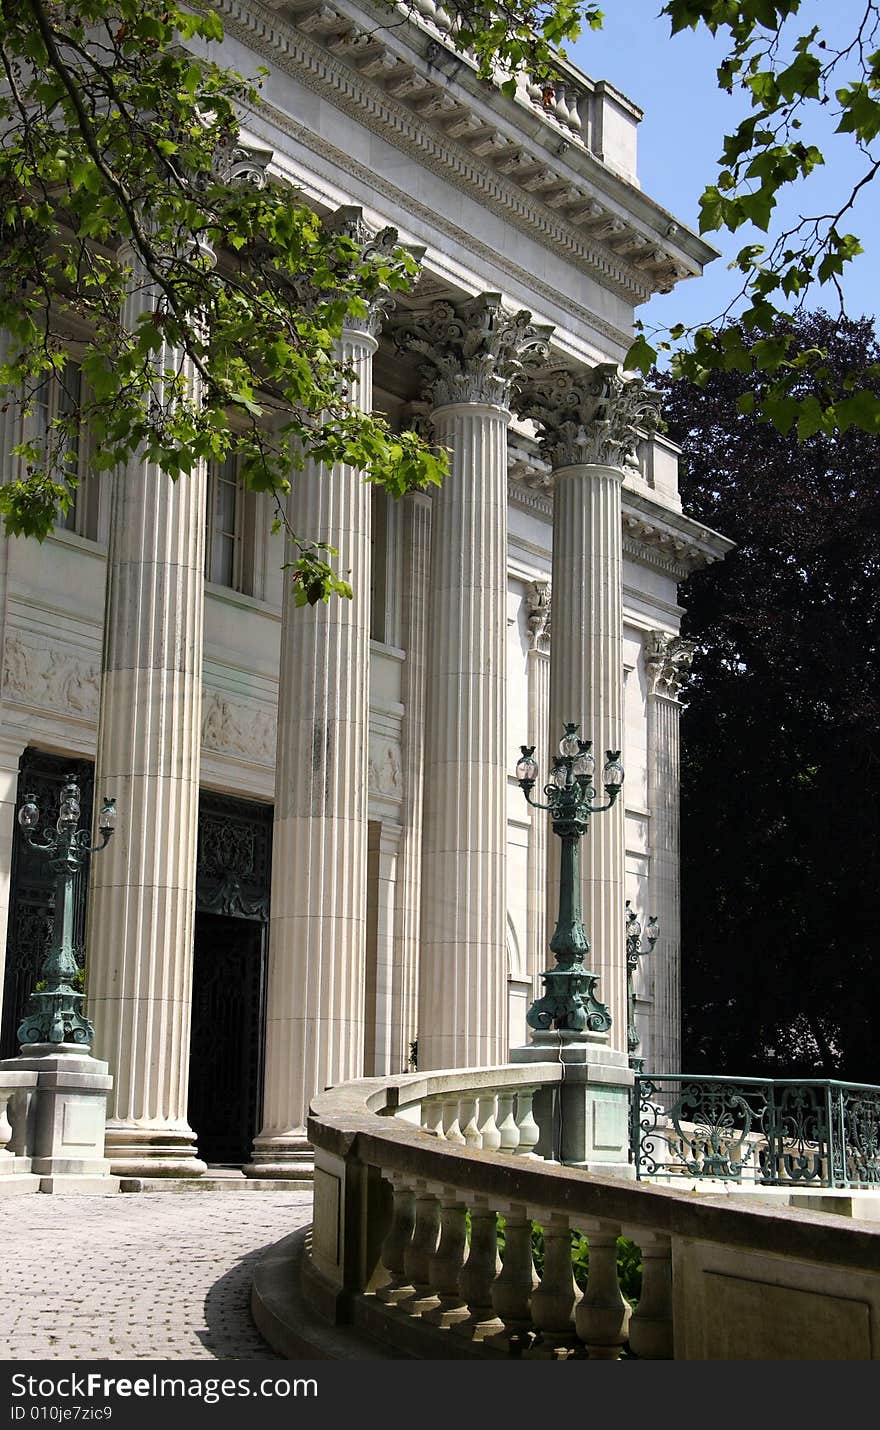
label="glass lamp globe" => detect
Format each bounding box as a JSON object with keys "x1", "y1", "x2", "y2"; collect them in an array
[
  {"x1": 559, "y1": 725, "x2": 580, "y2": 759},
  {"x1": 602, "y1": 752, "x2": 625, "y2": 790},
  {"x1": 573, "y1": 746, "x2": 595, "y2": 780},
  {"x1": 18, "y1": 795, "x2": 40, "y2": 831},
  {"x1": 58, "y1": 780, "x2": 81, "y2": 827},
  {"x1": 98, "y1": 798, "x2": 117, "y2": 834},
  {"x1": 552, "y1": 762, "x2": 571, "y2": 789},
  {"x1": 515, "y1": 751, "x2": 539, "y2": 784}
]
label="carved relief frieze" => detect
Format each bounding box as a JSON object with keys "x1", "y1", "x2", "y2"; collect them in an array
[
  {"x1": 645, "y1": 631, "x2": 696, "y2": 699},
  {"x1": 2, "y1": 633, "x2": 100, "y2": 722},
  {"x1": 201, "y1": 689, "x2": 277, "y2": 765},
  {"x1": 368, "y1": 736, "x2": 403, "y2": 800}
]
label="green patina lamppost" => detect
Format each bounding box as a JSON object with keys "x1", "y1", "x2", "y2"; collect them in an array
[
  {"x1": 16, "y1": 776, "x2": 116, "y2": 1049},
  {"x1": 625, "y1": 900, "x2": 659, "y2": 1073},
  {"x1": 515, "y1": 724, "x2": 624, "y2": 1037}
]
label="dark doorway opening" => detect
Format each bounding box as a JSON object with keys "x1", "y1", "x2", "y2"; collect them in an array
[{"x1": 188, "y1": 912, "x2": 267, "y2": 1166}]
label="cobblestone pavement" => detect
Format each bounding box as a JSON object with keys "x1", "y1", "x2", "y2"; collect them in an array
[{"x1": 0, "y1": 1191, "x2": 313, "y2": 1362}]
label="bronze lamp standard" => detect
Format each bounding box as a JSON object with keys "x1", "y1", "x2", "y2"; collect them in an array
[{"x1": 515, "y1": 724, "x2": 624, "y2": 1037}]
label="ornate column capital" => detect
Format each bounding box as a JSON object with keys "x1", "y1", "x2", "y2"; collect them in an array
[
  {"x1": 645, "y1": 631, "x2": 695, "y2": 698},
  {"x1": 525, "y1": 579, "x2": 551, "y2": 652},
  {"x1": 514, "y1": 362, "x2": 661, "y2": 472},
  {"x1": 325, "y1": 205, "x2": 407, "y2": 339},
  {"x1": 391, "y1": 293, "x2": 553, "y2": 409}
]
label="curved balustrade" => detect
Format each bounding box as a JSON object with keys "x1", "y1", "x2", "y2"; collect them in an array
[{"x1": 254, "y1": 1063, "x2": 880, "y2": 1361}]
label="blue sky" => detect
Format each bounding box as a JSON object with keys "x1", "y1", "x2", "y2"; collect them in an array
[{"x1": 568, "y1": 1, "x2": 880, "y2": 342}]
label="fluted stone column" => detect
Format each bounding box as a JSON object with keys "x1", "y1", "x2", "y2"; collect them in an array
[
  {"x1": 247, "y1": 322, "x2": 376, "y2": 1176},
  {"x1": 645, "y1": 631, "x2": 694, "y2": 1071},
  {"x1": 524, "y1": 580, "x2": 551, "y2": 989},
  {"x1": 392, "y1": 296, "x2": 550, "y2": 1071},
  {"x1": 516, "y1": 365, "x2": 660, "y2": 1053},
  {"x1": 86, "y1": 248, "x2": 207, "y2": 1176},
  {"x1": 0, "y1": 331, "x2": 24, "y2": 1022},
  {"x1": 391, "y1": 489, "x2": 431, "y2": 1073}
]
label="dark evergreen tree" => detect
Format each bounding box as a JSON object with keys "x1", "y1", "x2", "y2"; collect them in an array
[{"x1": 659, "y1": 312, "x2": 880, "y2": 1081}]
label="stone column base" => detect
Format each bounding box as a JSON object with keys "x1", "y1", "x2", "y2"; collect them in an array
[
  {"x1": 104, "y1": 1123, "x2": 207, "y2": 1179},
  {"x1": 511, "y1": 1039, "x2": 635, "y2": 1176},
  {"x1": 245, "y1": 1132, "x2": 314, "y2": 1180}
]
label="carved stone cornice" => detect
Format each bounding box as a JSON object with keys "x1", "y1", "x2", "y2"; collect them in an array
[
  {"x1": 525, "y1": 579, "x2": 551, "y2": 652},
  {"x1": 391, "y1": 293, "x2": 553, "y2": 408},
  {"x1": 215, "y1": 0, "x2": 711, "y2": 306},
  {"x1": 514, "y1": 362, "x2": 662, "y2": 471},
  {"x1": 644, "y1": 631, "x2": 695, "y2": 699}
]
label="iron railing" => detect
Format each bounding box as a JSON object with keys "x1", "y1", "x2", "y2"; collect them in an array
[{"x1": 631, "y1": 1074, "x2": 880, "y2": 1188}]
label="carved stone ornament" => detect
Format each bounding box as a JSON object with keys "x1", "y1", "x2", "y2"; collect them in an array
[
  {"x1": 391, "y1": 292, "x2": 554, "y2": 408},
  {"x1": 324, "y1": 204, "x2": 411, "y2": 338},
  {"x1": 210, "y1": 133, "x2": 273, "y2": 189},
  {"x1": 515, "y1": 361, "x2": 662, "y2": 471},
  {"x1": 525, "y1": 579, "x2": 551, "y2": 651},
  {"x1": 201, "y1": 689, "x2": 277, "y2": 765},
  {"x1": 2, "y1": 633, "x2": 100, "y2": 722},
  {"x1": 644, "y1": 630, "x2": 696, "y2": 698},
  {"x1": 368, "y1": 737, "x2": 403, "y2": 799}
]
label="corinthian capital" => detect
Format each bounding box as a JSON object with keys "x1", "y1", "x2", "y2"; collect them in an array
[
  {"x1": 325, "y1": 206, "x2": 410, "y2": 337},
  {"x1": 391, "y1": 293, "x2": 553, "y2": 409},
  {"x1": 645, "y1": 631, "x2": 695, "y2": 698},
  {"x1": 514, "y1": 362, "x2": 662, "y2": 471}
]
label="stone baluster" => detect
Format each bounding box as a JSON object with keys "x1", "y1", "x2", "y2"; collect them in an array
[
  {"x1": 86, "y1": 242, "x2": 207, "y2": 1177},
  {"x1": 421, "y1": 1097, "x2": 444, "y2": 1138},
  {"x1": 392, "y1": 296, "x2": 551, "y2": 1071},
  {"x1": 625, "y1": 1229, "x2": 674, "y2": 1359},
  {"x1": 490, "y1": 1204, "x2": 538, "y2": 1342},
  {"x1": 459, "y1": 1095, "x2": 481, "y2": 1148},
  {"x1": 644, "y1": 632, "x2": 694, "y2": 1071},
  {"x1": 528, "y1": 1213, "x2": 581, "y2": 1356},
  {"x1": 513, "y1": 1087, "x2": 540, "y2": 1156},
  {"x1": 574, "y1": 1220, "x2": 631, "y2": 1359},
  {"x1": 377, "y1": 1178, "x2": 417, "y2": 1304},
  {"x1": 441, "y1": 1099, "x2": 465, "y2": 1145},
  {"x1": 424, "y1": 1193, "x2": 469, "y2": 1326},
  {"x1": 515, "y1": 364, "x2": 661, "y2": 1051},
  {"x1": 0, "y1": 1088, "x2": 13, "y2": 1160},
  {"x1": 454, "y1": 1197, "x2": 503, "y2": 1340},
  {"x1": 401, "y1": 1184, "x2": 441, "y2": 1314},
  {"x1": 476, "y1": 1093, "x2": 501, "y2": 1151},
  {"x1": 496, "y1": 1092, "x2": 520, "y2": 1152}
]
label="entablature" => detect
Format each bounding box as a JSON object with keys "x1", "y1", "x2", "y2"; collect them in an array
[{"x1": 218, "y1": 0, "x2": 717, "y2": 308}]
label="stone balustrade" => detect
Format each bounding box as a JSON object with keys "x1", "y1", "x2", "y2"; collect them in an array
[
  {"x1": 0, "y1": 1070, "x2": 40, "y2": 1192},
  {"x1": 251, "y1": 1063, "x2": 880, "y2": 1360}
]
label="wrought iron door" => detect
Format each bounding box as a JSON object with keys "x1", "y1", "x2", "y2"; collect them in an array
[
  {"x1": 188, "y1": 792, "x2": 272, "y2": 1165},
  {"x1": 1, "y1": 749, "x2": 94, "y2": 1057}
]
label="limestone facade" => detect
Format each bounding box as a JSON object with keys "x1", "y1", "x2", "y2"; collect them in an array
[{"x1": 0, "y1": 0, "x2": 731, "y2": 1175}]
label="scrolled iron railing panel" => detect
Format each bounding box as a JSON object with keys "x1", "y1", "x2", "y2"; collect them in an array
[{"x1": 632, "y1": 1075, "x2": 880, "y2": 1188}]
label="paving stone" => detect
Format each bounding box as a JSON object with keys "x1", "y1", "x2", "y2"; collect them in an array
[{"x1": 0, "y1": 1191, "x2": 313, "y2": 1361}]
